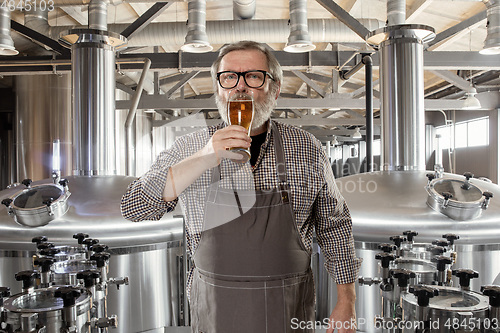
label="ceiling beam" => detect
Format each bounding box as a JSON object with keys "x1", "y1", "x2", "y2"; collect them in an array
[
  {"x1": 406, "y1": 0, "x2": 433, "y2": 23},
  {"x1": 315, "y1": 0, "x2": 371, "y2": 40},
  {"x1": 165, "y1": 71, "x2": 200, "y2": 98},
  {"x1": 121, "y1": 2, "x2": 173, "y2": 39},
  {"x1": 429, "y1": 70, "x2": 471, "y2": 91},
  {"x1": 10, "y1": 21, "x2": 70, "y2": 56},
  {"x1": 426, "y1": 10, "x2": 487, "y2": 51},
  {"x1": 291, "y1": 70, "x2": 327, "y2": 97}
]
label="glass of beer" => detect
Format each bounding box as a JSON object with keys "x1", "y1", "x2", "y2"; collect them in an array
[{"x1": 227, "y1": 90, "x2": 254, "y2": 163}]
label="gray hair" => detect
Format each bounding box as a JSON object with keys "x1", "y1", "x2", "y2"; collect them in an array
[{"x1": 210, "y1": 41, "x2": 283, "y2": 94}]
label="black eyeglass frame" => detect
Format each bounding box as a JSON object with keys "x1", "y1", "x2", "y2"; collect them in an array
[{"x1": 216, "y1": 70, "x2": 275, "y2": 89}]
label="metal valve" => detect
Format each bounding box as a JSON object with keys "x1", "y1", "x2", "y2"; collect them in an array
[
  {"x1": 0, "y1": 287, "x2": 10, "y2": 308},
  {"x1": 461, "y1": 172, "x2": 474, "y2": 190},
  {"x1": 427, "y1": 245, "x2": 447, "y2": 256},
  {"x1": 483, "y1": 191, "x2": 494, "y2": 209},
  {"x1": 54, "y1": 287, "x2": 82, "y2": 308},
  {"x1": 108, "y1": 277, "x2": 129, "y2": 290},
  {"x1": 82, "y1": 238, "x2": 99, "y2": 250},
  {"x1": 432, "y1": 239, "x2": 449, "y2": 248},
  {"x1": 442, "y1": 233, "x2": 460, "y2": 245},
  {"x1": 90, "y1": 252, "x2": 110, "y2": 269},
  {"x1": 426, "y1": 173, "x2": 435, "y2": 184},
  {"x1": 391, "y1": 269, "x2": 416, "y2": 288},
  {"x1": 357, "y1": 277, "x2": 382, "y2": 286},
  {"x1": 452, "y1": 269, "x2": 479, "y2": 290},
  {"x1": 33, "y1": 257, "x2": 54, "y2": 273},
  {"x1": 39, "y1": 248, "x2": 61, "y2": 257},
  {"x1": 441, "y1": 192, "x2": 453, "y2": 208},
  {"x1": 378, "y1": 243, "x2": 397, "y2": 253},
  {"x1": 59, "y1": 178, "x2": 69, "y2": 189},
  {"x1": 36, "y1": 242, "x2": 55, "y2": 251},
  {"x1": 403, "y1": 230, "x2": 418, "y2": 243},
  {"x1": 77, "y1": 270, "x2": 101, "y2": 288},
  {"x1": 73, "y1": 233, "x2": 89, "y2": 245},
  {"x1": 31, "y1": 236, "x2": 48, "y2": 246},
  {"x1": 409, "y1": 285, "x2": 439, "y2": 307},
  {"x1": 375, "y1": 253, "x2": 396, "y2": 269},
  {"x1": 90, "y1": 244, "x2": 109, "y2": 253},
  {"x1": 389, "y1": 235, "x2": 406, "y2": 248},
  {"x1": 1, "y1": 198, "x2": 12, "y2": 208},
  {"x1": 42, "y1": 198, "x2": 55, "y2": 216},
  {"x1": 432, "y1": 255, "x2": 453, "y2": 286},
  {"x1": 91, "y1": 315, "x2": 118, "y2": 329},
  {"x1": 15, "y1": 270, "x2": 41, "y2": 291},
  {"x1": 21, "y1": 179, "x2": 32, "y2": 189}
]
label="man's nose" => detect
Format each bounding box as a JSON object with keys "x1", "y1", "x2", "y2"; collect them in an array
[{"x1": 236, "y1": 76, "x2": 249, "y2": 92}]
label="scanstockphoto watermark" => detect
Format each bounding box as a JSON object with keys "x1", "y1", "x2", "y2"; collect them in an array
[
  {"x1": 290, "y1": 318, "x2": 359, "y2": 330},
  {"x1": 335, "y1": 178, "x2": 378, "y2": 194}
]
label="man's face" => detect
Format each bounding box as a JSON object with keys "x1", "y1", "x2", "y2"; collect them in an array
[{"x1": 215, "y1": 49, "x2": 279, "y2": 131}]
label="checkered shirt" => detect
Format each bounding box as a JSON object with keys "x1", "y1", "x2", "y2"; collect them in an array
[{"x1": 121, "y1": 120, "x2": 362, "y2": 293}]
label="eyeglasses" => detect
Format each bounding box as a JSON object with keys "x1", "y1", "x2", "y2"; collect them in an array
[{"x1": 217, "y1": 70, "x2": 274, "y2": 89}]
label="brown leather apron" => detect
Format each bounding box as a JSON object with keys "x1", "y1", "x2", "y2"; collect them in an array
[{"x1": 190, "y1": 122, "x2": 315, "y2": 333}]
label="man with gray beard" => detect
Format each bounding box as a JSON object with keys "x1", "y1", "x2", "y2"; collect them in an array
[{"x1": 121, "y1": 41, "x2": 361, "y2": 333}]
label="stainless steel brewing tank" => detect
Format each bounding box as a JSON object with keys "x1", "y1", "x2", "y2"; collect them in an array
[
  {"x1": 0, "y1": 175, "x2": 185, "y2": 332},
  {"x1": 330, "y1": 170, "x2": 500, "y2": 332}
]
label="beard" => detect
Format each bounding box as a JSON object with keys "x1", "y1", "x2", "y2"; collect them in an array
[{"x1": 216, "y1": 88, "x2": 277, "y2": 131}]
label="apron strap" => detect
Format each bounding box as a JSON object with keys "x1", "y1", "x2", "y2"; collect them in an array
[{"x1": 210, "y1": 121, "x2": 288, "y2": 186}]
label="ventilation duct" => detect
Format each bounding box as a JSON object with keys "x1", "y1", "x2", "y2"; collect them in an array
[
  {"x1": 0, "y1": 7, "x2": 18, "y2": 56},
  {"x1": 88, "y1": 0, "x2": 108, "y2": 31},
  {"x1": 387, "y1": 0, "x2": 406, "y2": 26},
  {"x1": 480, "y1": 0, "x2": 500, "y2": 55},
  {"x1": 367, "y1": 25, "x2": 435, "y2": 171},
  {"x1": 284, "y1": 0, "x2": 315, "y2": 52},
  {"x1": 181, "y1": 0, "x2": 213, "y2": 53},
  {"x1": 233, "y1": 0, "x2": 256, "y2": 20}
]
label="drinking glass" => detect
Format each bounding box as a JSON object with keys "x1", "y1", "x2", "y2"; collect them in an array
[{"x1": 227, "y1": 90, "x2": 254, "y2": 163}]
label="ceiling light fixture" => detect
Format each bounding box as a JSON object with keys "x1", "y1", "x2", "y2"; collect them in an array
[
  {"x1": 0, "y1": 8, "x2": 19, "y2": 56},
  {"x1": 284, "y1": 0, "x2": 316, "y2": 53},
  {"x1": 353, "y1": 127, "x2": 362, "y2": 139},
  {"x1": 181, "y1": 0, "x2": 213, "y2": 53},
  {"x1": 462, "y1": 84, "x2": 482, "y2": 110},
  {"x1": 480, "y1": 0, "x2": 500, "y2": 55},
  {"x1": 332, "y1": 136, "x2": 339, "y2": 145}
]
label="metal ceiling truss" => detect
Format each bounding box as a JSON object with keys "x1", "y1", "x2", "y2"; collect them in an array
[{"x1": 121, "y1": 2, "x2": 173, "y2": 40}]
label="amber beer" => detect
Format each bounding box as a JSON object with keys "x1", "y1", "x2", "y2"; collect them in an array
[
  {"x1": 228, "y1": 100, "x2": 253, "y2": 133},
  {"x1": 227, "y1": 92, "x2": 254, "y2": 163}
]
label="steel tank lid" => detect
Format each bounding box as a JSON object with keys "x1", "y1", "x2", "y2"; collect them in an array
[
  {"x1": 336, "y1": 170, "x2": 500, "y2": 245},
  {"x1": 0, "y1": 176, "x2": 184, "y2": 251}
]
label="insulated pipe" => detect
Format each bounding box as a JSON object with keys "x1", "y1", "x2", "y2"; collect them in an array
[
  {"x1": 44, "y1": 19, "x2": 383, "y2": 47},
  {"x1": 364, "y1": 55, "x2": 374, "y2": 172},
  {"x1": 125, "y1": 58, "x2": 151, "y2": 176},
  {"x1": 233, "y1": 0, "x2": 256, "y2": 20},
  {"x1": 387, "y1": 0, "x2": 406, "y2": 26},
  {"x1": 88, "y1": 0, "x2": 108, "y2": 31}
]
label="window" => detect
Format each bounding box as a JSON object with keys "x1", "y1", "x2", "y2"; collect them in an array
[
  {"x1": 436, "y1": 117, "x2": 489, "y2": 149},
  {"x1": 373, "y1": 139, "x2": 381, "y2": 156}
]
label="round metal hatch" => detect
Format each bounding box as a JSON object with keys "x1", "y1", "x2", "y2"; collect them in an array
[
  {"x1": 426, "y1": 176, "x2": 491, "y2": 221},
  {"x1": 5, "y1": 183, "x2": 71, "y2": 227}
]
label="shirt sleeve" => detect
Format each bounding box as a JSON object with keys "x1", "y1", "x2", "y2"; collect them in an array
[
  {"x1": 312, "y1": 149, "x2": 362, "y2": 284},
  {"x1": 120, "y1": 139, "x2": 183, "y2": 222}
]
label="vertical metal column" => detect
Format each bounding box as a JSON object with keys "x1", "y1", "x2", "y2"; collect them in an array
[{"x1": 367, "y1": 25, "x2": 435, "y2": 171}]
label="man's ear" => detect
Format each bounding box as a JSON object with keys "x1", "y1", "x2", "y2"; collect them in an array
[{"x1": 275, "y1": 82, "x2": 281, "y2": 100}]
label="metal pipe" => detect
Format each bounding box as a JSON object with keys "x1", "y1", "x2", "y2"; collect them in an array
[
  {"x1": 233, "y1": 0, "x2": 256, "y2": 19},
  {"x1": 88, "y1": 0, "x2": 108, "y2": 31},
  {"x1": 364, "y1": 55, "x2": 374, "y2": 172},
  {"x1": 125, "y1": 58, "x2": 151, "y2": 176},
  {"x1": 0, "y1": 6, "x2": 18, "y2": 55},
  {"x1": 340, "y1": 58, "x2": 365, "y2": 81},
  {"x1": 387, "y1": 0, "x2": 406, "y2": 26}
]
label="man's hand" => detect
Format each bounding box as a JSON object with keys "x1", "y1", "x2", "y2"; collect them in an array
[
  {"x1": 202, "y1": 125, "x2": 252, "y2": 167},
  {"x1": 326, "y1": 283, "x2": 356, "y2": 333}
]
